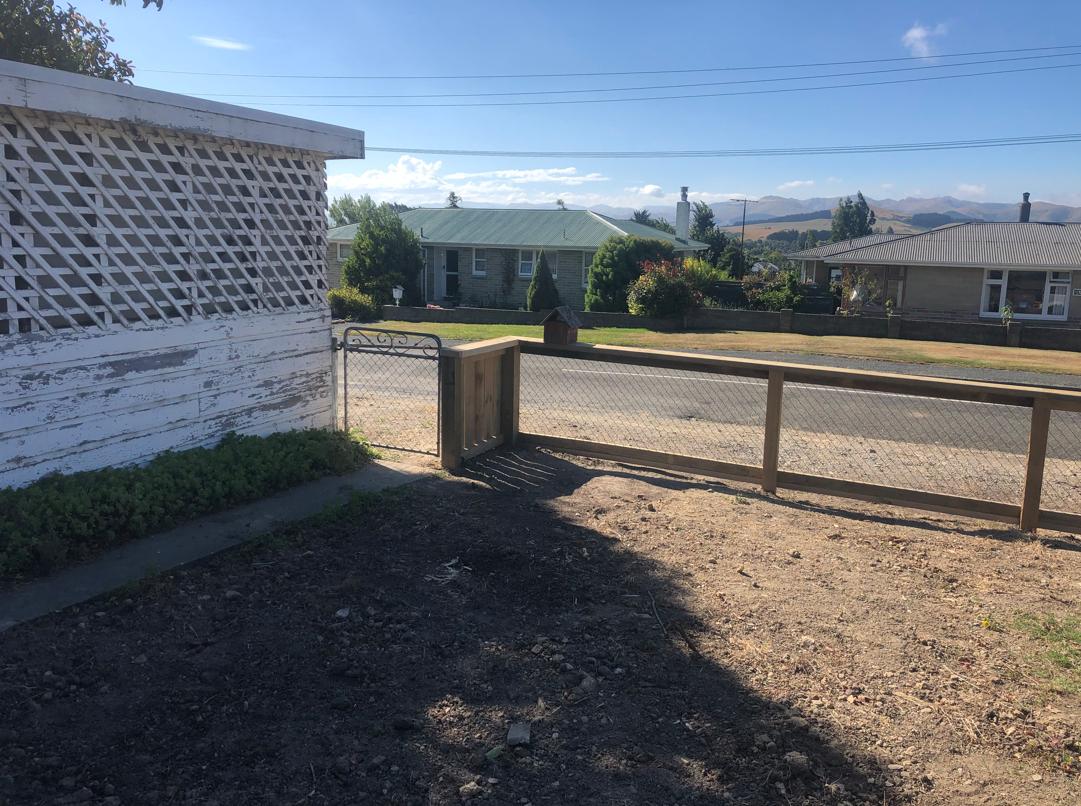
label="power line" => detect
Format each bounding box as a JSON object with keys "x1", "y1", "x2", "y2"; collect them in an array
[
  {"x1": 231, "y1": 61, "x2": 1081, "y2": 107},
  {"x1": 142, "y1": 43, "x2": 1081, "y2": 80},
  {"x1": 193, "y1": 50, "x2": 1081, "y2": 99},
  {"x1": 361, "y1": 133, "x2": 1081, "y2": 159}
]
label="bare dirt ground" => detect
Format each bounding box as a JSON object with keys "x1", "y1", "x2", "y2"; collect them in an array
[{"x1": 1, "y1": 449, "x2": 1079, "y2": 805}]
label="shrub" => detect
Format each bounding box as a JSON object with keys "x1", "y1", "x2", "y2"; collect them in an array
[
  {"x1": 681, "y1": 255, "x2": 734, "y2": 304},
  {"x1": 585, "y1": 235, "x2": 675, "y2": 312},
  {"x1": 0, "y1": 430, "x2": 374, "y2": 579},
  {"x1": 526, "y1": 250, "x2": 561, "y2": 311},
  {"x1": 340, "y1": 195, "x2": 423, "y2": 305},
  {"x1": 626, "y1": 260, "x2": 702, "y2": 319},
  {"x1": 742, "y1": 270, "x2": 805, "y2": 311},
  {"x1": 328, "y1": 287, "x2": 381, "y2": 321}
]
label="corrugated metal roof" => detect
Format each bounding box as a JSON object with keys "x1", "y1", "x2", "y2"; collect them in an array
[
  {"x1": 821, "y1": 222, "x2": 1081, "y2": 268},
  {"x1": 787, "y1": 233, "x2": 906, "y2": 260},
  {"x1": 328, "y1": 223, "x2": 359, "y2": 241},
  {"x1": 325, "y1": 208, "x2": 707, "y2": 250}
]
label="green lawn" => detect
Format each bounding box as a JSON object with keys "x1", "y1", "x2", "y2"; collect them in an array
[{"x1": 379, "y1": 320, "x2": 1081, "y2": 377}]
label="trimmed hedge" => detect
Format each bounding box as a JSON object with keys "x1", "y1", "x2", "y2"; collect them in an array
[
  {"x1": 0, "y1": 429, "x2": 374, "y2": 579},
  {"x1": 328, "y1": 287, "x2": 381, "y2": 321}
]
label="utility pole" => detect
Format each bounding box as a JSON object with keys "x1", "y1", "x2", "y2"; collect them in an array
[{"x1": 732, "y1": 198, "x2": 758, "y2": 277}]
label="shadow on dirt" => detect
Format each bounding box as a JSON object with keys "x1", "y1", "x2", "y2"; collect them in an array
[{"x1": 0, "y1": 448, "x2": 912, "y2": 805}]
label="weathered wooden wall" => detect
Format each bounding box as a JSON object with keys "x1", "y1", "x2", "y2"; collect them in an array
[
  {"x1": 0, "y1": 310, "x2": 332, "y2": 488},
  {"x1": 0, "y1": 99, "x2": 342, "y2": 489}
]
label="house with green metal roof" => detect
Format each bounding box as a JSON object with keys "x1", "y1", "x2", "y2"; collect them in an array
[{"x1": 327, "y1": 202, "x2": 708, "y2": 309}]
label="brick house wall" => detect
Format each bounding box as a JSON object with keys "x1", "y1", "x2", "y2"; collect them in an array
[
  {"x1": 427, "y1": 245, "x2": 595, "y2": 309},
  {"x1": 327, "y1": 241, "x2": 349, "y2": 289}
]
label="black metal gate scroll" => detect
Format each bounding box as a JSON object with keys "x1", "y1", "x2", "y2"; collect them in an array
[{"x1": 339, "y1": 326, "x2": 443, "y2": 455}]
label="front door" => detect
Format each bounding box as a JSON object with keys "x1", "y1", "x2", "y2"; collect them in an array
[{"x1": 445, "y1": 250, "x2": 460, "y2": 298}]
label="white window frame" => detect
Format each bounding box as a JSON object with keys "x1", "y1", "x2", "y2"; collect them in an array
[
  {"x1": 518, "y1": 248, "x2": 535, "y2": 278},
  {"x1": 979, "y1": 268, "x2": 1072, "y2": 321},
  {"x1": 472, "y1": 248, "x2": 487, "y2": 276},
  {"x1": 582, "y1": 250, "x2": 595, "y2": 288},
  {"x1": 547, "y1": 250, "x2": 558, "y2": 279},
  {"x1": 336, "y1": 242, "x2": 348, "y2": 260}
]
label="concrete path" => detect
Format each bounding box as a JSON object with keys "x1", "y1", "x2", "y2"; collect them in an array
[{"x1": 0, "y1": 460, "x2": 429, "y2": 632}]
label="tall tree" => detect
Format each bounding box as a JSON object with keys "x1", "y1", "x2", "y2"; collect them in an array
[
  {"x1": 340, "y1": 195, "x2": 423, "y2": 304},
  {"x1": 649, "y1": 217, "x2": 676, "y2": 235},
  {"x1": 688, "y1": 201, "x2": 729, "y2": 268},
  {"x1": 1, "y1": 0, "x2": 136, "y2": 80},
  {"x1": 830, "y1": 192, "x2": 876, "y2": 242},
  {"x1": 690, "y1": 201, "x2": 716, "y2": 241},
  {"x1": 632, "y1": 209, "x2": 653, "y2": 225},
  {"x1": 328, "y1": 194, "x2": 366, "y2": 227},
  {"x1": 445, "y1": 191, "x2": 462, "y2": 209},
  {"x1": 556, "y1": 198, "x2": 567, "y2": 210}
]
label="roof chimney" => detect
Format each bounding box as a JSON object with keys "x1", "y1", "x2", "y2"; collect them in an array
[
  {"x1": 1019, "y1": 191, "x2": 1031, "y2": 223},
  {"x1": 675, "y1": 186, "x2": 690, "y2": 241}
]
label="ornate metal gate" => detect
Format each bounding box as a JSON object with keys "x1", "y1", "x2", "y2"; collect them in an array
[{"x1": 339, "y1": 326, "x2": 443, "y2": 455}]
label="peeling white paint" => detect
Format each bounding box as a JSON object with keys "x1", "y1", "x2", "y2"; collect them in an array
[{"x1": 0, "y1": 310, "x2": 332, "y2": 488}]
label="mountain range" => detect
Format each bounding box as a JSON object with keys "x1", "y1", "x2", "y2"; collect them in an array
[{"x1": 590, "y1": 194, "x2": 1081, "y2": 227}]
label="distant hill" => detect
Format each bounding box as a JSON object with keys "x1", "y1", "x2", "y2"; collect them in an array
[
  {"x1": 747, "y1": 209, "x2": 834, "y2": 225},
  {"x1": 457, "y1": 194, "x2": 1081, "y2": 231}
]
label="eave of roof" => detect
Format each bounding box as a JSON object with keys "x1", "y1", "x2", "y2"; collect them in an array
[
  {"x1": 786, "y1": 232, "x2": 912, "y2": 260},
  {"x1": 0, "y1": 59, "x2": 365, "y2": 158}
]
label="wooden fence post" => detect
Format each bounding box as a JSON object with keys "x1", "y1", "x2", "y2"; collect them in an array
[
  {"x1": 439, "y1": 351, "x2": 464, "y2": 470},
  {"x1": 761, "y1": 369, "x2": 785, "y2": 493},
  {"x1": 1019, "y1": 398, "x2": 1051, "y2": 532},
  {"x1": 500, "y1": 342, "x2": 521, "y2": 447}
]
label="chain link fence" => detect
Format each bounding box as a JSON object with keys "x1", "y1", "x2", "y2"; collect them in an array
[
  {"x1": 339, "y1": 326, "x2": 441, "y2": 456},
  {"x1": 518, "y1": 349, "x2": 1081, "y2": 521},
  {"x1": 520, "y1": 353, "x2": 766, "y2": 467},
  {"x1": 777, "y1": 384, "x2": 1031, "y2": 502},
  {"x1": 1044, "y1": 408, "x2": 1081, "y2": 513}
]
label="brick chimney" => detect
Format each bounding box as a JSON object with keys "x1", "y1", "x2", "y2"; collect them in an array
[
  {"x1": 675, "y1": 186, "x2": 690, "y2": 241},
  {"x1": 1019, "y1": 191, "x2": 1031, "y2": 223}
]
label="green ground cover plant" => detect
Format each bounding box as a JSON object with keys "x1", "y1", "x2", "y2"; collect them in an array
[{"x1": 0, "y1": 429, "x2": 374, "y2": 579}]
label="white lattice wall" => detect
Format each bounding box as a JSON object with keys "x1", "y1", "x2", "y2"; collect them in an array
[
  {"x1": 0, "y1": 105, "x2": 339, "y2": 488},
  {"x1": 0, "y1": 106, "x2": 328, "y2": 335}
]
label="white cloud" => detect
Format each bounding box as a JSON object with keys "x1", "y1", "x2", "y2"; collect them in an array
[
  {"x1": 443, "y1": 167, "x2": 607, "y2": 185},
  {"x1": 623, "y1": 184, "x2": 664, "y2": 197},
  {"x1": 881, "y1": 183, "x2": 895, "y2": 190},
  {"x1": 192, "y1": 35, "x2": 252, "y2": 51},
  {"x1": 901, "y1": 22, "x2": 947, "y2": 58},
  {"x1": 329, "y1": 155, "x2": 444, "y2": 194},
  {"x1": 826, "y1": 176, "x2": 843, "y2": 184},
  {"x1": 329, "y1": 157, "x2": 750, "y2": 209},
  {"x1": 956, "y1": 183, "x2": 986, "y2": 197},
  {"x1": 778, "y1": 179, "x2": 814, "y2": 191}
]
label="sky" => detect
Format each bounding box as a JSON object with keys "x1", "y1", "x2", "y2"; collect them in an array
[{"x1": 73, "y1": 0, "x2": 1081, "y2": 212}]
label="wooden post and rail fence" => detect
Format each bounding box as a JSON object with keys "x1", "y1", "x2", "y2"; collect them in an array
[{"x1": 438, "y1": 336, "x2": 1081, "y2": 534}]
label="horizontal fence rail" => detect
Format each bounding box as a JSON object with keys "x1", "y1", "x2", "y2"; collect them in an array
[{"x1": 437, "y1": 337, "x2": 1081, "y2": 534}]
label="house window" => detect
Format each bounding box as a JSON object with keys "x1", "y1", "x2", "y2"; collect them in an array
[
  {"x1": 473, "y1": 248, "x2": 487, "y2": 276},
  {"x1": 547, "y1": 250, "x2": 558, "y2": 279},
  {"x1": 518, "y1": 249, "x2": 535, "y2": 277},
  {"x1": 828, "y1": 267, "x2": 842, "y2": 285},
  {"x1": 582, "y1": 251, "x2": 595, "y2": 288},
  {"x1": 336, "y1": 243, "x2": 348, "y2": 260},
  {"x1": 981, "y1": 269, "x2": 1072, "y2": 320}
]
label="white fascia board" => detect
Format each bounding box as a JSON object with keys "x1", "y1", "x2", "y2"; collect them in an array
[
  {"x1": 0, "y1": 59, "x2": 364, "y2": 159},
  {"x1": 821, "y1": 257, "x2": 1081, "y2": 270}
]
